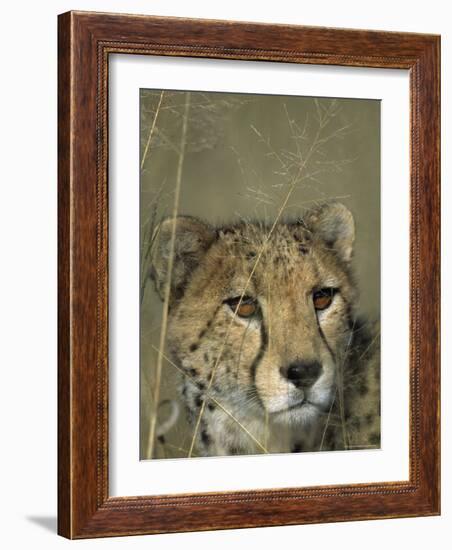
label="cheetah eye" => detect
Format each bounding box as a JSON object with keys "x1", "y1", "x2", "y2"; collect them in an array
[
  {"x1": 313, "y1": 288, "x2": 338, "y2": 311},
  {"x1": 224, "y1": 296, "x2": 258, "y2": 318}
]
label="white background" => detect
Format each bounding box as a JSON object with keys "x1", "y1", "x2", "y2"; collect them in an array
[{"x1": 0, "y1": 1, "x2": 449, "y2": 549}]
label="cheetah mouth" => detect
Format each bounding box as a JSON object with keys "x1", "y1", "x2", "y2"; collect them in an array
[
  {"x1": 265, "y1": 387, "x2": 331, "y2": 415},
  {"x1": 270, "y1": 397, "x2": 310, "y2": 414},
  {"x1": 272, "y1": 397, "x2": 325, "y2": 416},
  {"x1": 285, "y1": 400, "x2": 307, "y2": 412}
]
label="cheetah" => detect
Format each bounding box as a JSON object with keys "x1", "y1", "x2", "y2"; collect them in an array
[{"x1": 150, "y1": 202, "x2": 380, "y2": 457}]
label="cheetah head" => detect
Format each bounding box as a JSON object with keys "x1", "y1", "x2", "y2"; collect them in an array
[{"x1": 150, "y1": 202, "x2": 357, "y2": 425}]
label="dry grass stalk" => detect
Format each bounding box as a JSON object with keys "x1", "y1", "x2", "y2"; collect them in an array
[
  {"x1": 141, "y1": 91, "x2": 165, "y2": 169},
  {"x1": 336, "y1": 320, "x2": 356, "y2": 450},
  {"x1": 140, "y1": 179, "x2": 167, "y2": 305},
  {"x1": 147, "y1": 91, "x2": 191, "y2": 459}
]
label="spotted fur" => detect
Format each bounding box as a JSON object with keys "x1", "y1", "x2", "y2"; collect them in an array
[{"x1": 150, "y1": 202, "x2": 380, "y2": 456}]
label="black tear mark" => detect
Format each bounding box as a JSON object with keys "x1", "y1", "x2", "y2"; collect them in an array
[
  {"x1": 250, "y1": 317, "x2": 268, "y2": 390},
  {"x1": 189, "y1": 343, "x2": 198, "y2": 352},
  {"x1": 313, "y1": 292, "x2": 337, "y2": 364}
]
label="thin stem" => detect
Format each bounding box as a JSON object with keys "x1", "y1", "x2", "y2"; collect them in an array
[
  {"x1": 141, "y1": 91, "x2": 164, "y2": 170},
  {"x1": 319, "y1": 389, "x2": 337, "y2": 451},
  {"x1": 336, "y1": 320, "x2": 357, "y2": 450},
  {"x1": 147, "y1": 91, "x2": 191, "y2": 459}
]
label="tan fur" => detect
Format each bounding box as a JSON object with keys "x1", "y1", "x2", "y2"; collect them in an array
[{"x1": 150, "y1": 203, "x2": 380, "y2": 456}]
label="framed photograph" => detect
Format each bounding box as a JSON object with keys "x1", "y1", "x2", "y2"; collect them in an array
[{"x1": 58, "y1": 11, "x2": 440, "y2": 538}]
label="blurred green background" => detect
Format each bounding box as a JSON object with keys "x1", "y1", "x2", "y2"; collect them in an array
[{"x1": 139, "y1": 90, "x2": 380, "y2": 459}]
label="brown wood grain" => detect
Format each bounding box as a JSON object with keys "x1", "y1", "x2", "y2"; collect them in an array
[
  {"x1": 57, "y1": 10, "x2": 72, "y2": 539},
  {"x1": 57, "y1": 10, "x2": 440, "y2": 539}
]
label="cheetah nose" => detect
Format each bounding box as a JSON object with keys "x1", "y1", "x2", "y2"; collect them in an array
[{"x1": 281, "y1": 361, "x2": 323, "y2": 388}]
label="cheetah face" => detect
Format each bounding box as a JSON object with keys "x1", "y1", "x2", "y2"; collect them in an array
[{"x1": 151, "y1": 203, "x2": 357, "y2": 424}]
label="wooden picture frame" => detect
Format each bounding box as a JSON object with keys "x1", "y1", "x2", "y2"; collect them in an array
[{"x1": 58, "y1": 11, "x2": 440, "y2": 539}]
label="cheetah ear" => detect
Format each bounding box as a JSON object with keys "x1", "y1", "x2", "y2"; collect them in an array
[
  {"x1": 150, "y1": 216, "x2": 215, "y2": 301},
  {"x1": 305, "y1": 202, "x2": 355, "y2": 262}
]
